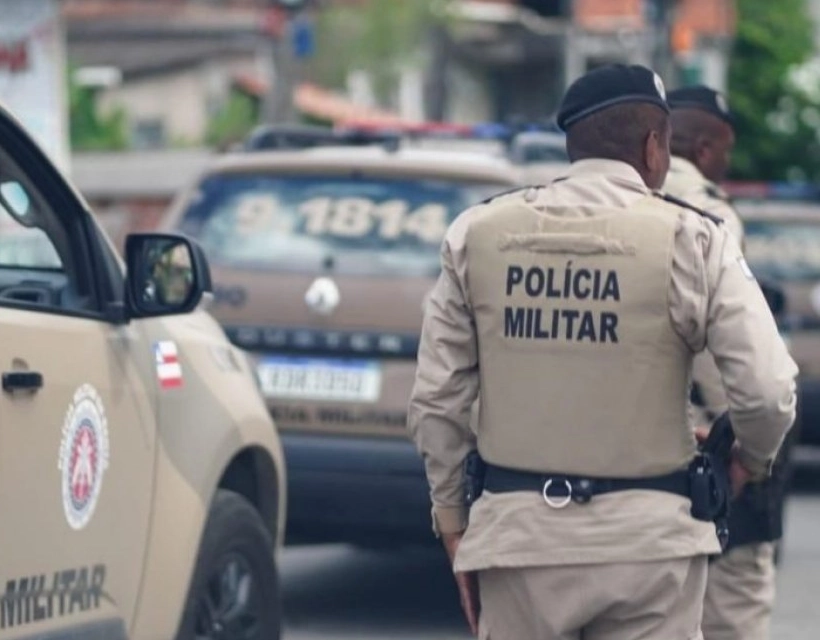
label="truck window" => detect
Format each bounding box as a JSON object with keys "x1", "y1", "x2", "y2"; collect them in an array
[
  {"x1": 177, "y1": 174, "x2": 507, "y2": 277},
  {"x1": 744, "y1": 220, "x2": 820, "y2": 281},
  {"x1": 0, "y1": 190, "x2": 61, "y2": 269}
]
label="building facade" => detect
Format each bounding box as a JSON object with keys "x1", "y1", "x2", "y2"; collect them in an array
[{"x1": 429, "y1": 0, "x2": 736, "y2": 123}]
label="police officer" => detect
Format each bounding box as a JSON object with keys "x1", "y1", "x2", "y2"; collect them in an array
[
  {"x1": 663, "y1": 86, "x2": 744, "y2": 243},
  {"x1": 664, "y1": 85, "x2": 792, "y2": 640},
  {"x1": 407, "y1": 64, "x2": 798, "y2": 640},
  {"x1": 663, "y1": 85, "x2": 745, "y2": 436}
]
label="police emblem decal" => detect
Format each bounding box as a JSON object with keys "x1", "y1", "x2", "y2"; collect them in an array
[
  {"x1": 304, "y1": 276, "x2": 341, "y2": 316},
  {"x1": 58, "y1": 384, "x2": 110, "y2": 531},
  {"x1": 653, "y1": 73, "x2": 666, "y2": 100}
]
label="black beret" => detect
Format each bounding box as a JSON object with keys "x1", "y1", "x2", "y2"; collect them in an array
[
  {"x1": 556, "y1": 64, "x2": 670, "y2": 131},
  {"x1": 666, "y1": 85, "x2": 734, "y2": 127}
]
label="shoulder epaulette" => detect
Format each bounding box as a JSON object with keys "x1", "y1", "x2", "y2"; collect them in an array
[
  {"x1": 479, "y1": 186, "x2": 532, "y2": 205},
  {"x1": 704, "y1": 184, "x2": 725, "y2": 200},
  {"x1": 655, "y1": 191, "x2": 724, "y2": 226},
  {"x1": 480, "y1": 177, "x2": 570, "y2": 205},
  {"x1": 704, "y1": 183, "x2": 734, "y2": 205}
]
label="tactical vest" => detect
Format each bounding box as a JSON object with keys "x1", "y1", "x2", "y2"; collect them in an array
[{"x1": 465, "y1": 195, "x2": 696, "y2": 478}]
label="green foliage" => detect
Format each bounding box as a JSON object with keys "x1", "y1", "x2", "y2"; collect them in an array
[
  {"x1": 68, "y1": 65, "x2": 128, "y2": 151},
  {"x1": 309, "y1": 0, "x2": 447, "y2": 105},
  {"x1": 205, "y1": 90, "x2": 260, "y2": 149},
  {"x1": 727, "y1": 0, "x2": 820, "y2": 180}
]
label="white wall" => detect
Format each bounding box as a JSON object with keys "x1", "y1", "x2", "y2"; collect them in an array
[
  {"x1": 809, "y1": 0, "x2": 820, "y2": 48},
  {"x1": 444, "y1": 62, "x2": 494, "y2": 123},
  {"x1": 97, "y1": 53, "x2": 260, "y2": 146}
]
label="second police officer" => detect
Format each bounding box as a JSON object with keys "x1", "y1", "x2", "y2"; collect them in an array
[
  {"x1": 407, "y1": 64, "x2": 798, "y2": 639},
  {"x1": 663, "y1": 85, "x2": 797, "y2": 640}
]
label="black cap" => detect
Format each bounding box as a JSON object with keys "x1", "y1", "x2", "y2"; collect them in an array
[
  {"x1": 556, "y1": 64, "x2": 670, "y2": 132},
  {"x1": 667, "y1": 85, "x2": 734, "y2": 127}
]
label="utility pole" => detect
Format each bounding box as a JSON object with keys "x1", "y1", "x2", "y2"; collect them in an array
[
  {"x1": 649, "y1": 0, "x2": 677, "y2": 85},
  {"x1": 262, "y1": 0, "x2": 314, "y2": 124}
]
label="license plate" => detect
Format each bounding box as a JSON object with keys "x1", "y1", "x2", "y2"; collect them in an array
[{"x1": 256, "y1": 357, "x2": 382, "y2": 402}]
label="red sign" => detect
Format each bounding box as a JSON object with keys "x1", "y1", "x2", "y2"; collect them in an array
[{"x1": 0, "y1": 39, "x2": 29, "y2": 74}]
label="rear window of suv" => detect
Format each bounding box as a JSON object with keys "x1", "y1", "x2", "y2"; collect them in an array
[
  {"x1": 177, "y1": 173, "x2": 509, "y2": 277},
  {"x1": 744, "y1": 219, "x2": 820, "y2": 281}
]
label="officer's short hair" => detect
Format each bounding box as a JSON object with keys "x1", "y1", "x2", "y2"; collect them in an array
[{"x1": 565, "y1": 103, "x2": 670, "y2": 166}]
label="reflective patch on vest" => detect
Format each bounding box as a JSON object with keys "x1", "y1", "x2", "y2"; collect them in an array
[
  {"x1": 498, "y1": 232, "x2": 636, "y2": 256},
  {"x1": 503, "y1": 263, "x2": 621, "y2": 343},
  {"x1": 737, "y1": 256, "x2": 755, "y2": 280}
]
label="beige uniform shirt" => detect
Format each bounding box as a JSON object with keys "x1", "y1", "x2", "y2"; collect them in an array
[
  {"x1": 664, "y1": 156, "x2": 745, "y2": 244},
  {"x1": 664, "y1": 156, "x2": 745, "y2": 424},
  {"x1": 408, "y1": 159, "x2": 798, "y2": 572}
]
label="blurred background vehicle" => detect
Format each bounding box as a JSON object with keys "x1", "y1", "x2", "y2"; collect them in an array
[
  {"x1": 730, "y1": 183, "x2": 820, "y2": 447},
  {"x1": 159, "y1": 125, "x2": 519, "y2": 546},
  {"x1": 3, "y1": 0, "x2": 819, "y2": 544},
  {"x1": 0, "y1": 99, "x2": 286, "y2": 640},
  {"x1": 508, "y1": 129, "x2": 571, "y2": 185},
  {"x1": 4, "y1": 1, "x2": 820, "y2": 636}
]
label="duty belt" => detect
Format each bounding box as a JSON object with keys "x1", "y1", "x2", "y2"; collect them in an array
[{"x1": 483, "y1": 463, "x2": 690, "y2": 509}]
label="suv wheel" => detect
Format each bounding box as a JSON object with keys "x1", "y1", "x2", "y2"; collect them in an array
[{"x1": 177, "y1": 490, "x2": 281, "y2": 640}]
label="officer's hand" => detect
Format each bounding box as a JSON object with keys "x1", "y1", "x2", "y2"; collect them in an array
[
  {"x1": 729, "y1": 456, "x2": 752, "y2": 498},
  {"x1": 442, "y1": 532, "x2": 480, "y2": 636},
  {"x1": 694, "y1": 426, "x2": 710, "y2": 443}
]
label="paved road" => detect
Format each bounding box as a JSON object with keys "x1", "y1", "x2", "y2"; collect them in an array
[{"x1": 281, "y1": 475, "x2": 820, "y2": 639}]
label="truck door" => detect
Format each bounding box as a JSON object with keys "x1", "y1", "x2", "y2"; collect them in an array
[{"x1": 0, "y1": 108, "x2": 156, "y2": 639}]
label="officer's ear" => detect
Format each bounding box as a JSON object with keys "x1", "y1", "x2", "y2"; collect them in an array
[{"x1": 644, "y1": 126, "x2": 670, "y2": 189}]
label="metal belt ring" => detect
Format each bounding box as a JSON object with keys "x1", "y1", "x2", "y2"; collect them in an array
[{"x1": 542, "y1": 478, "x2": 573, "y2": 509}]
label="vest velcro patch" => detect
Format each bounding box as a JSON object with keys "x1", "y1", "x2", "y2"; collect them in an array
[{"x1": 498, "y1": 232, "x2": 636, "y2": 256}]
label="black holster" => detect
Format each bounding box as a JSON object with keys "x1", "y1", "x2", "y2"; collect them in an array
[
  {"x1": 724, "y1": 415, "x2": 798, "y2": 551},
  {"x1": 464, "y1": 451, "x2": 487, "y2": 507},
  {"x1": 464, "y1": 413, "x2": 736, "y2": 552},
  {"x1": 689, "y1": 412, "x2": 735, "y2": 551}
]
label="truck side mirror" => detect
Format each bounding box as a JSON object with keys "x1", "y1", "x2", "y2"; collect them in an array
[{"x1": 124, "y1": 233, "x2": 212, "y2": 319}]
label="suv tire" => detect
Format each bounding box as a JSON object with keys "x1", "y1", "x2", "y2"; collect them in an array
[{"x1": 176, "y1": 490, "x2": 281, "y2": 640}]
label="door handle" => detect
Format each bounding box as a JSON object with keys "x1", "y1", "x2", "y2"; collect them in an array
[{"x1": 2, "y1": 371, "x2": 43, "y2": 392}]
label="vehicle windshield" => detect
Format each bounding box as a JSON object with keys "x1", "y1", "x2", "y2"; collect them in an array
[
  {"x1": 510, "y1": 134, "x2": 569, "y2": 164},
  {"x1": 516, "y1": 144, "x2": 569, "y2": 164},
  {"x1": 743, "y1": 219, "x2": 820, "y2": 281},
  {"x1": 178, "y1": 173, "x2": 510, "y2": 277},
  {"x1": 0, "y1": 204, "x2": 61, "y2": 269}
]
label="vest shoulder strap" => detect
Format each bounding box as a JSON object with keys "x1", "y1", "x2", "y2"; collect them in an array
[
  {"x1": 654, "y1": 191, "x2": 724, "y2": 226},
  {"x1": 479, "y1": 177, "x2": 570, "y2": 206},
  {"x1": 479, "y1": 186, "x2": 532, "y2": 205},
  {"x1": 704, "y1": 184, "x2": 730, "y2": 202}
]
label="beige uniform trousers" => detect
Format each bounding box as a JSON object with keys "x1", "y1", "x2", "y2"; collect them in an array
[
  {"x1": 702, "y1": 543, "x2": 776, "y2": 640},
  {"x1": 478, "y1": 557, "x2": 708, "y2": 640}
]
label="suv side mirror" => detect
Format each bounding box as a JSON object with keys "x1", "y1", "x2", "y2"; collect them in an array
[
  {"x1": 758, "y1": 279, "x2": 786, "y2": 317},
  {"x1": 124, "y1": 233, "x2": 212, "y2": 319}
]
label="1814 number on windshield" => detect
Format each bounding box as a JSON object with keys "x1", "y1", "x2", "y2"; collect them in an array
[{"x1": 298, "y1": 197, "x2": 448, "y2": 243}]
